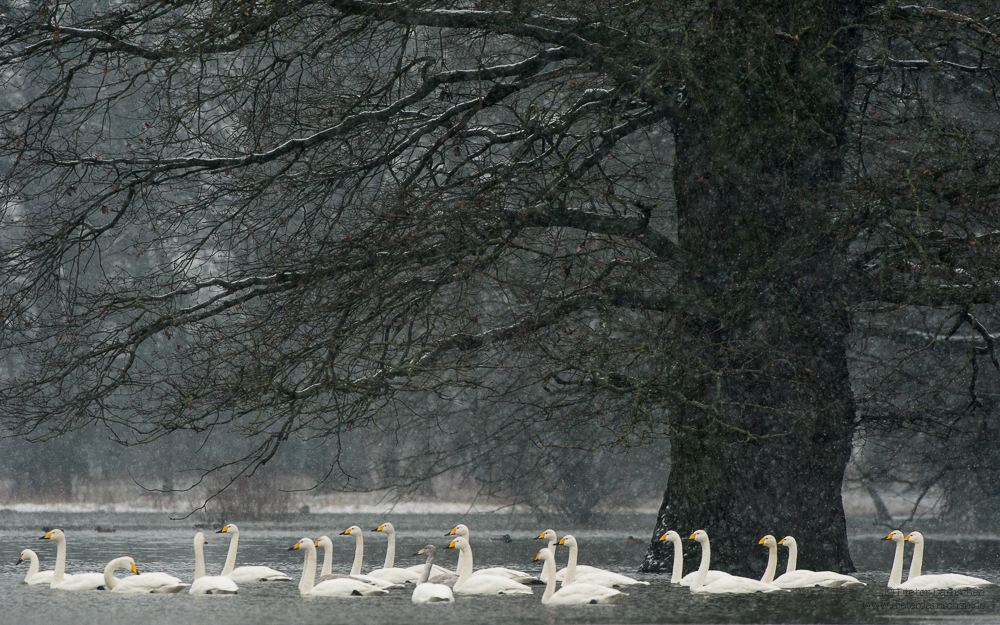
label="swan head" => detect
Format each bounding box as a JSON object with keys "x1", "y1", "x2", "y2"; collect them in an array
[
  {"x1": 444, "y1": 524, "x2": 468, "y2": 537},
  {"x1": 217, "y1": 524, "x2": 238, "y2": 535},
  {"x1": 689, "y1": 530, "x2": 709, "y2": 543},
  {"x1": 340, "y1": 525, "x2": 362, "y2": 536},
  {"x1": 314, "y1": 535, "x2": 333, "y2": 549},
  {"x1": 759, "y1": 535, "x2": 777, "y2": 548},
  {"x1": 778, "y1": 536, "x2": 796, "y2": 548},
  {"x1": 535, "y1": 529, "x2": 557, "y2": 542},
  {"x1": 289, "y1": 537, "x2": 315, "y2": 551},
  {"x1": 533, "y1": 548, "x2": 554, "y2": 562},
  {"x1": 886, "y1": 530, "x2": 904, "y2": 543},
  {"x1": 904, "y1": 531, "x2": 923, "y2": 545},
  {"x1": 194, "y1": 532, "x2": 208, "y2": 546},
  {"x1": 17, "y1": 549, "x2": 34, "y2": 564},
  {"x1": 415, "y1": 545, "x2": 437, "y2": 557},
  {"x1": 39, "y1": 528, "x2": 65, "y2": 542},
  {"x1": 373, "y1": 522, "x2": 394, "y2": 533},
  {"x1": 557, "y1": 534, "x2": 576, "y2": 547},
  {"x1": 108, "y1": 556, "x2": 139, "y2": 575},
  {"x1": 659, "y1": 530, "x2": 681, "y2": 544},
  {"x1": 445, "y1": 537, "x2": 469, "y2": 551}
]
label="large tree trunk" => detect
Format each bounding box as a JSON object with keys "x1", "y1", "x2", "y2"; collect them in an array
[
  {"x1": 641, "y1": 0, "x2": 864, "y2": 575},
  {"x1": 641, "y1": 327, "x2": 857, "y2": 576}
]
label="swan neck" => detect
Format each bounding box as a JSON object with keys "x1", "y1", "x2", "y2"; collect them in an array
[
  {"x1": 384, "y1": 528, "x2": 395, "y2": 569},
  {"x1": 564, "y1": 541, "x2": 578, "y2": 586},
  {"x1": 53, "y1": 535, "x2": 67, "y2": 586},
  {"x1": 24, "y1": 551, "x2": 40, "y2": 581},
  {"x1": 103, "y1": 557, "x2": 127, "y2": 589},
  {"x1": 300, "y1": 545, "x2": 317, "y2": 594},
  {"x1": 418, "y1": 552, "x2": 434, "y2": 584},
  {"x1": 455, "y1": 543, "x2": 473, "y2": 588},
  {"x1": 541, "y1": 555, "x2": 556, "y2": 604},
  {"x1": 908, "y1": 540, "x2": 923, "y2": 580},
  {"x1": 692, "y1": 539, "x2": 710, "y2": 589},
  {"x1": 351, "y1": 532, "x2": 364, "y2": 576},
  {"x1": 222, "y1": 529, "x2": 239, "y2": 576},
  {"x1": 548, "y1": 537, "x2": 557, "y2": 560},
  {"x1": 762, "y1": 543, "x2": 777, "y2": 584},
  {"x1": 888, "y1": 539, "x2": 904, "y2": 587},
  {"x1": 671, "y1": 539, "x2": 684, "y2": 583},
  {"x1": 321, "y1": 540, "x2": 333, "y2": 577},
  {"x1": 786, "y1": 541, "x2": 798, "y2": 574},
  {"x1": 194, "y1": 538, "x2": 206, "y2": 580}
]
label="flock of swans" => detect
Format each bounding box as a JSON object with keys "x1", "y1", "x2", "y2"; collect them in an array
[
  {"x1": 14, "y1": 523, "x2": 997, "y2": 605},
  {"x1": 653, "y1": 528, "x2": 995, "y2": 593}
]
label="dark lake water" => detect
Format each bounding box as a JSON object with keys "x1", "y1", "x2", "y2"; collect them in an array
[{"x1": 2, "y1": 511, "x2": 998, "y2": 624}]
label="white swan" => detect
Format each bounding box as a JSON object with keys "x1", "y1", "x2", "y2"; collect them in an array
[
  {"x1": 365, "y1": 523, "x2": 421, "y2": 583},
  {"x1": 446, "y1": 525, "x2": 536, "y2": 582},
  {"x1": 337, "y1": 527, "x2": 405, "y2": 589},
  {"x1": 445, "y1": 537, "x2": 533, "y2": 595},
  {"x1": 687, "y1": 530, "x2": 785, "y2": 594},
  {"x1": 535, "y1": 548, "x2": 625, "y2": 605},
  {"x1": 657, "y1": 531, "x2": 686, "y2": 583},
  {"x1": 103, "y1": 556, "x2": 189, "y2": 593},
  {"x1": 313, "y1": 535, "x2": 361, "y2": 585},
  {"x1": 217, "y1": 524, "x2": 292, "y2": 582},
  {"x1": 289, "y1": 537, "x2": 388, "y2": 596},
  {"x1": 758, "y1": 535, "x2": 864, "y2": 588},
  {"x1": 905, "y1": 531, "x2": 993, "y2": 587},
  {"x1": 190, "y1": 532, "x2": 239, "y2": 595},
  {"x1": 18, "y1": 549, "x2": 54, "y2": 585},
  {"x1": 39, "y1": 529, "x2": 106, "y2": 590},
  {"x1": 656, "y1": 529, "x2": 728, "y2": 587},
  {"x1": 558, "y1": 535, "x2": 648, "y2": 587},
  {"x1": 884, "y1": 531, "x2": 994, "y2": 590},
  {"x1": 536, "y1": 529, "x2": 596, "y2": 582},
  {"x1": 411, "y1": 545, "x2": 455, "y2": 603}
]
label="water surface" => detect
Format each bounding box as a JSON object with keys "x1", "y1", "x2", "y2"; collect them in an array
[{"x1": 3, "y1": 512, "x2": 998, "y2": 624}]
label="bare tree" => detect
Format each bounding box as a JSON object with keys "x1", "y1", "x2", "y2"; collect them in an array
[{"x1": 1, "y1": 0, "x2": 999, "y2": 575}]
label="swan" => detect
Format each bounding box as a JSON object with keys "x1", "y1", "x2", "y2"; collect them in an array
[
  {"x1": 905, "y1": 531, "x2": 994, "y2": 587},
  {"x1": 337, "y1": 527, "x2": 405, "y2": 589},
  {"x1": 758, "y1": 535, "x2": 864, "y2": 588},
  {"x1": 657, "y1": 531, "x2": 686, "y2": 583},
  {"x1": 883, "y1": 531, "x2": 994, "y2": 590},
  {"x1": 558, "y1": 535, "x2": 648, "y2": 587},
  {"x1": 655, "y1": 529, "x2": 728, "y2": 587},
  {"x1": 313, "y1": 535, "x2": 362, "y2": 584},
  {"x1": 217, "y1": 524, "x2": 292, "y2": 582},
  {"x1": 446, "y1": 525, "x2": 536, "y2": 582},
  {"x1": 365, "y1": 523, "x2": 421, "y2": 583},
  {"x1": 687, "y1": 530, "x2": 786, "y2": 594},
  {"x1": 536, "y1": 529, "x2": 595, "y2": 582},
  {"x1": 535, "y1": 548, "x2": 625, "y2": 605},
  {"x1": 39, "y1": 529, "x2": 106, "y2": 590},
  {"x1": 103, "y1": 556, "x2": 189, "y2": 593},
  {"x1": 18, "y1": 549, "x2": 54, "y2": 585},
  {"x1": 190, "y1": 532, "x2": 239, "y2": 595},
  {"x1": 411, "y1": 545, "x2": 455, "y2": 603},
  {"x1": 289, "y1": 537, "x2": 388, "y2": 596},
  {"x1": 445, "y1": 537, "x2": 533, "y2": 595}
]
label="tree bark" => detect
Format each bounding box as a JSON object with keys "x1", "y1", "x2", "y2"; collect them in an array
[{"x1": 641, "y1": 328, "x2": 857, "y2": 576}]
